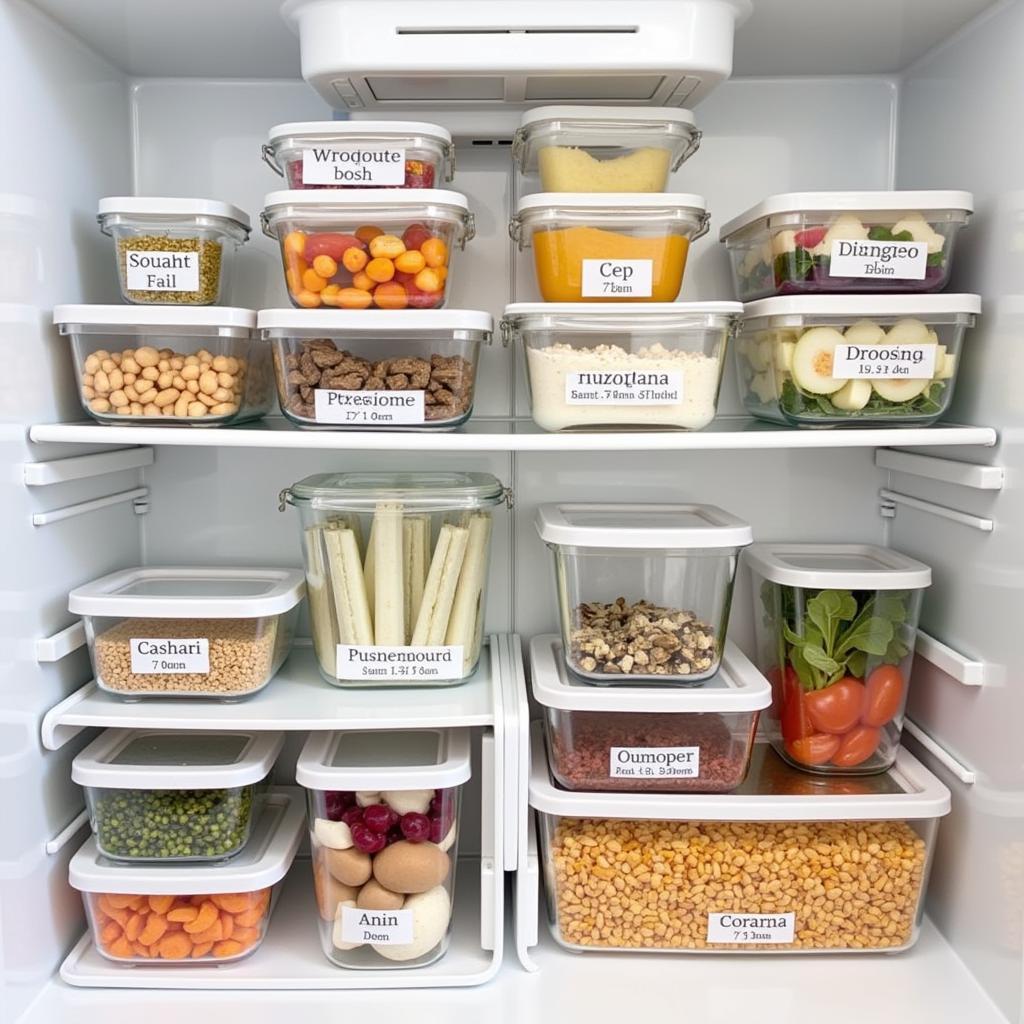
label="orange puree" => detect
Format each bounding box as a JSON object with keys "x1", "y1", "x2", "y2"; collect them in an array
[{"x1": 532, "y1": 226, "x2": 689, "y2": 302}]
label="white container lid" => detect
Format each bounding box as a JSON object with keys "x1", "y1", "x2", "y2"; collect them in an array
[
  {"x1": 296, "y1": 728, "x2": 471, "y2": 792},
  {"x1": 68, "y1": 567, "x2": 306, "y2": 619},
  {"x1": 742, "y1": 294, "x2": 982, "y2": 320},
  {"x1": 516, "y1": 192, "x2": 707, "y2": 214},
  {"x1": 743, "y1": 543, "x2": 932, "y2": 590},
  {"x1": 53, "y1": 305, "x2": 257, "y2": 329},
  {"x1": 519, "y1": 106, "x2": 697, "y2": 131},
  {"x1": 97, "y1": 196, "x2": 251, "y2": 231},
  {"x1": 72, "y1": 728, "x2": 284, "y2": 790},
  {"x1": 531, "y1": 635, "x2": 770, "y2": 713},
  {"x1": 535, "y1": 502, "x2": 753, "y2": 550},
  {"x1": 267, "y1": 120, "x2": 453, "y2": 146},
  {"x1": 69, "y1": 787, "x2": 303, "y2": 894},
  {"x1": 504, "y1": 301, "x2": 742, "y2": 319},
  {"x1": 262, "y1": 188, "x2": 470, "y2": 213},
  {"x1": 257, "y1": 308, "x2": 492, "y2": 333}
]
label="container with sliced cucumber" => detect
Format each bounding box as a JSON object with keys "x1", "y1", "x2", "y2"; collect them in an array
[{"x1": 735, "y1": 294, "x2": 980, "y2": 427}]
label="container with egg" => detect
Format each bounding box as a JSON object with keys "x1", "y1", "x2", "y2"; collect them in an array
[{"x1": 297, "y1": 728, "x2": 469, "y2": 969}]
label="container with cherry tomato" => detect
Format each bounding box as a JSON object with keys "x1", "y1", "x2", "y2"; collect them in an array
[
  {"x1": 261, "y1": 191, "x2": 474, "y2": 311},
  {"x1": 745, "y1": 542, "x2": 932, "y2": 775}
]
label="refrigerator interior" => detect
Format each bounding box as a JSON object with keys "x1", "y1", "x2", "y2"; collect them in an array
[{"x1": 1, "y1": 0, "x2": 1020, "y2": 1021}]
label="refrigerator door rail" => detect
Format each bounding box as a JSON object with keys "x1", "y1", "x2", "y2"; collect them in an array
[
  {"x1": 22, "y1": 447, "x2": 154, "y2": 486},
  {"x1": 31, "y1": 487, "x2": 149, "y2": 527},
  {"x1": 879, "y1": 489, "x2": 994, "y2": 532},
  {"x1": 875, "y1": 449, "x2": 1004, "y2": 490}
]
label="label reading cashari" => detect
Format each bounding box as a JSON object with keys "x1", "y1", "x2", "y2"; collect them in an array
[
  {"x1": 828, "y1": 239, "x2": 928, "y2": 280},
  {"x1": 130, "y1": 638, "x2": 209, "y2": 675},
  {"x1": 125, "y1": 251, "x2": 200, "y2": 292},
  {"x1": 314, "y1": 389, "x2": 425, "y2": 425},
  {"x1": 581, "y1": 259, "x2": 653, "y2": 297},
  {"x1": 832, "y1": 343, "x2": 937, "y2": 380},
  {"x1": 340, "y1": 906, "x2": 414, "y2": 945},
  {"x1": 302, "y1": 147, "x2": 406, "y2": 186},
  {"x1": 565, "y1": 370, "x2": 683, "y2": 406},
  {"x1": 609, "y1": 746, "x2": 700, "y2": 779},
  {"x1": 707, "y1": 912, "x2": 795, "y2": 945},
  {"x1": 336, "y1": 644, "x2": 464, "y2": 681}
]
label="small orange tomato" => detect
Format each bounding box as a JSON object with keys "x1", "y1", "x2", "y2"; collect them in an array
[
  {"x1": 342, "y1": 247, "x2": 368, "y2": 273},
  {"x1": 413, "y1": 267, "x2": 443, "y2": 293},
  {"x1": 831, "y1": 726, "x2": 881, "y2": 768},
  {"x1": 302, "y1": 268, "x2": 328, "y2": 293},
  {"x1": 862, "y1": 665, "x2": 905, "y2": 728},
  {"x1": 312, "y1": 254, "x2": 338, "y2": 279},
  {"x1": 420, "y1": 237, "x2": 448, "y2": 267},
  {"x1": 337, "y1": 287, "x2": 373, "y2": 310},
  {"x1": 372, "y1": 281, "x2": 409, "y2": 310},
  {"x1": 295, "y1": 289, "x2": 322, "y2": 308},
  {"x1": 786, "y1": 733, "x2": 841, "y2": 766},
  {"x1": 285, "y1": 267, "x2": 303, "y2": 294},
  {"x1": 283, "y1": 231, "x2": 306, "y2": 256},
  {"x1": 435, "y1": 265, "x2": 448, "y2": 283},
  {"x1": 365, "y1": 257, "x2": 396, "y2": 284},
  {"x1": 355, "y1": 224, "x2": 384, "y2": 244},
  {"x1": 320, "y1": 284, "x2": 341, "y2": 306},
  {"x1": 369, "y1": 234, "x2": 406, "y2": 260},
  {"x1": 394, "y1": 249, "x2": 426, "y2": 274},
  {"x1": 352, "y1": 271, "x2": 374, "y2": 292}
]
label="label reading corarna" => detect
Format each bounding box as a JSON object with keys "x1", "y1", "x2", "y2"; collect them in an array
[
  {"x1": 828, "y1": 238, "x2": 928, "y2": 280},
  {"x1": 314, "y1": 389, "x2": 425, "y2": 425},
  {"x1": 832, "y1": 343, "x2": 937, "y2": 380},
  {"x1": 125, "y1": 251, "x2": 200, "y2": 292},
  {"x1": 336, "y1": 644, "x2": 464, "y2": 681},
  {"x1": 340, "y1": 905, "x2": 414, "y2": 945},
  {"x1": 129, "y1": 638, "x2": 209, "y2": 675},
  {"x1": 302, "y1": 147, "x2": 406, "y2": 186},
  {"x1": 581, "y1": 259, "x2": 654, "y2": 297},
  {"x1": 609, "y1": 746, "x2": 700, "y2": 778},
  {"x1": 565, "y1": 371, "x2": 683, "y2": 406},
  {"x1": 706, "y1": 912, "x2": 796, "y2": 944}
]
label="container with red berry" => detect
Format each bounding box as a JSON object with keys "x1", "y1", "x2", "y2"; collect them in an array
[{"x1": 296, "y1": 728, "x2": 470, "y2": 969}]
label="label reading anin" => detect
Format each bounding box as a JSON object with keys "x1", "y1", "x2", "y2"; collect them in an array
[
  {"x1": 828, "y1": 238, "x2": 928, "y2": 280},
  {"x1": 832, "y1": 343, "x2": 937, "y2": 380},
  {"x1": 336, "y1": 644, "x2": 464, "y2": 681},
  {"x1": 130, "y1": 638, "x2": 209, "y2": 675},
  {"x1": 314, "y1": 389, "x2": 425, "y2": 425},
  {"x1": 706, "y1": 912, "x2": 796, "y2": 945},
  {"x1": 340, "y1": 905, "x2": 414, "y2": 945},
  {"x1": 581, "y1": 259, "x2": 653, "y2": 297},
  {"x1": 609, "y1": 746, "x2": 700, "y2": 779},
  {"x1": 125, "y1": 250, "x2": 200, "y2": 292},
  {"x1": 566, "y1": 370, "x2": 682, "y2": 406},
  {"x1": 302, "y1": 146, "x2": 406, "y2": 186}
]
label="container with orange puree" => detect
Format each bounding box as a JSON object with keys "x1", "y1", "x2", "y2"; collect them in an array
[{"x1": 511, "y1": 194, "x2": 709, "y2": 302}]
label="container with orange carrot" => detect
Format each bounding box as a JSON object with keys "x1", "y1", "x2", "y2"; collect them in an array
[{"x1": 744, "y1": 543, "x2": 931, "y2": 775}]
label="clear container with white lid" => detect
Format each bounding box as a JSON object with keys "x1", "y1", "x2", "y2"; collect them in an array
[
  {"x1": 72, "y1": 728, "x2": 285, "y2": 863},
  {"x1": 531, "y1": 634, "x2": 770, "y2": 794},
  {"x1": 510, "y1": 193, "x2": 709, "y2": 303},
  {"x1": 54, "y1": 304, "x2": 273, "y2": 426},
  {"x1": 719, "y1": 190, "x2": 974, "y2": 302},
  {"x1": 735, "y1": 293, "x2": 980, "y2": 427},
  {"x1": 258, "y1": 308, "x2": 492, "y2": 430},
  {"x1": 512, "y1": 106, "x2": 701, "y2": 194},
  {"x1": 97, "y1": 197, "x2": 251, "y2": 306},
  {"x1": 263, "y1": 120, "x2": 454, "y2": 190},
  {"x1": 531, "y1": 722, "x2": 950, "y2": 953},
  {"x1": 502, "y1": 301, "x2": 741, "y2": 431},
  {"x1": 743, "y1": 543, "x2": 932, "y2": 776},
  {"x1": 70, "y1": 786, "x2": 303, "y2": 965},
  {"x1": 535, "y1": 502, "x2": 753, "y2": 685},
  {"x1": 282, "y1": 472, "x2": 507, "y2": 688},
  {"x1": 68, "y1": 567, "x2": 305, "y2": 701},
  {"x1": 296, "y1": 728, "x2": 470, "y2": 970}
]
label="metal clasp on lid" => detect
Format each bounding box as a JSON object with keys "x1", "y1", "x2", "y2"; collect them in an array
[
  {"x1": 278, "y1": 487, "x2": 293, "y2": 512},
  {"x1": 262, "y1": 143, "x2": 284, "y2": 176},
  {"x1": 502, "y1": 486, "x2": 515, "y2": 509}
]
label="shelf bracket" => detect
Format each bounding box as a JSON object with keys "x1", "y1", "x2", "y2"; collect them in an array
[
  {"x1": 35, "y1": 620, "x2": 86, "y2": 663},
  {"x1": 23, "y1": 446, "x2": 153, "y2": 486},
  {"x1": 44, "y1": 808, "x2": 89, "y2": 856},
  {"x1": 903, "y1": 720, "x2": 976, "y2": 785},
  {"x1": 878, "y1": 488, "x2": 993, "y2": 532},
  {"x1": 32, "y1": 487, "x2": 149, "y2": 527},
  {"x1": 41, "y1": 682, "x2": 97, "y2": 751},
  {"x1": 915, "y1": 630, "x2": 988, "y2": 687},
  {"x1": 876, "y1": 449, "x2": 1004, "y2": 490}
]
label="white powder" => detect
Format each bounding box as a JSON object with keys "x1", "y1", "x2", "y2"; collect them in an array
[{"x1": 526, "y1": 342, "x2": 723, "y2": 430}]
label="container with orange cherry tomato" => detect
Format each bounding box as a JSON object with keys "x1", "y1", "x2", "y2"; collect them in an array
[
  {"x1": 744, "y1": 542, "x2": 931, "y2": 775},
  {"x1": 261, "y1": 190, "x2": 474, "y2": 311}
]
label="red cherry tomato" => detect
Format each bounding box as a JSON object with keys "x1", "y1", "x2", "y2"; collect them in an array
[
  {"x1": 863, "y1": 665, "x2": 905, "y2": 727},
  {"x1": 803, "y1": 676, "x2": 865, "y2": 734},
  {"x1": 778, "y1": 666, "x2": 811, "y2": 741},
  {"x1": 304, "y1": 233, "x2": 365, "y2": 261},
  {"x1": 402, "y1": 223, "x2": 433, "y2": 251},
  {"x1": 764, "y1": 667, "x2": 782, "y2": 720},
  {"x1": 794, "y1": 226, "x2": 828, "y2": 249},
  {"x1": 786, "y1": 733, "x2": 841, "y2": 766},
  {"x1": 831, "y1": 725, "x2": 881, "y2": 768},
  {"x1": 404, "y1": 282, "x2": 444, "y2": 309}
]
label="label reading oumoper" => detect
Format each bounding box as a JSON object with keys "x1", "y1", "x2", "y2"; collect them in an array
[
  {"x1": 336, "y1": 644, "x2": 464, "y2": 681},
  {"x1": 340, "y1": 905, "x2": 414, "y2": 945},
  {"x1": 302, "y1": 147, "x2": 407, "y2": 186},
  {"x1": 566, "y1": 371, "x2": 683, "y2": 406},
  {"x1": 828, "y1": 238, "x2": 928, "y2": 280},
  {"x1": 581, "y1": 259, "x2": 653, "y2": 297},
  {"x1": 314, "y1": 389, "x2": 425, "y2": 426},
  {"x1": 609, "y1": 746, "x2": 700, "y2": 779},
  {"x1": 130, "y1": 638, "x2": 209, "y2": 675},
  {"x1": 832, "y1": 343, "x2": 937, "y2": 380},
  {"x1": 125, "y1": 250, "x2": 200, "y2": 292},
  {"x1": 707, "y1": 912, "x2": 796, "y2": 945}
]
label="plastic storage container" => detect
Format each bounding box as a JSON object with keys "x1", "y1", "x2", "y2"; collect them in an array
[
  {"x1": 68, "y1": 567, "x2": 305, "y2": 700},
  {"x1": 69, "y1": 787, "x2": 303, "y2": 964},
  {"x1": 54, "y1": 305, "x2": 273, "y2": 426},
  {"x1": 719, "y1": 191, "x2": 974, "y2": 301},
  {"x1": 512, "y1": 106, "x2": 701, "y2": 193},
  {"x1": 531, "y1": 634, "x2": 770, "y2": 793},
  {"x1": 282, "y1": 472, "x2": 506, "y2": 687},
  {"x1": 744, "y1": 543, "x2": 932, "y2": 775},
  {"x1": 72, "y1": 728, "x2": 284, "y2": 863},
  {"x1": 263, "y1": 121, "x2": 454, "y2": 190},
  {"x1": 296, "y1": 728, "x2": 470, "y2": 970},
  {"x1": 735, "y1": 294, "x2": 981, "y2": 427},
  {"x1": 502, "y1": 302, "x2": 741, "y2": 431},
  {"x1": 536, "y1": 502, "x2": 752, "y2": 685},
  {"x1": 510, "y1": 193, "x2": 709, "y2": 303},
  {"x1": 531, "y1": 724, "x2": 950, "y2": 953},
  {"x1": 258, "y1": 308, "x2": 492, "y2": 430},
  {"x1": 261, "y1": 190, "x2": 474, "y2": 311},
  {"x1": 97, "y1": 197, "x2": 251, "y2": 306}
]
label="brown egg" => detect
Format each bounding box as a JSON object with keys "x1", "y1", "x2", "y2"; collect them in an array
[
  {"x1": 324, "y1": 845, "x2": 372, "y2": 887},
  {"x1": 356, "y1": 878, "x2": 405, "y2": 912},
  {"x1": 312, "y1": 853, "x2": 360, "y2": 920},
  {"x1": 372, "y1": 841, "x2": 450, "y2": 894}
]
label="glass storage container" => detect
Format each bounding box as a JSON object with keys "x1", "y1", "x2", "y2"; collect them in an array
[
  {"x1": 719, "y1": 190, "x2": 973, "y2": 301},
  {"x1": 261, "y1": 190, "x2": 474, "y2": 311},
  {"x1": 535, "y1": 502, "x2": 752, "y2": 685},
  {"x1": 735, "y1": 294, "x2": 980, "y2": 427},
  {"x1": 296, "y1": 728, "x2": 470, "y2": 970},
  {"x1": 68, "y1": 567, "x2": 305, "y2": 700},
  {"x1": 282, "y1": 472, "x2": 506, "y2": 687},
  {"x1": 510, "y1": 193, "x2": 709, "y2": 302},
  {"x1": 502, "y1": 301, "x2": 741, "y2": 431},
  {"x1": 744, "y1": 542, "x2": 931, "y2": 775}
]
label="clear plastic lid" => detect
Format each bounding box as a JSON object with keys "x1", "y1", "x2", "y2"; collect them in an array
[
  {"x1": 257, "y1": 308, "x2": 493, "y2": 334},
  {"x1": 284, "y1": 471, "x2": 507, "y2": 513},
  {"x1": 53, "y1": 305, "x2": 256, "y2": 331},
  {"x1": 743, "y1": 543, "x2": 932, "y2": 590},
  {"x1": 742, "y1": 294, "x2": 982, "y2": 323},
  {"x1": 97, "y1": 197, "x2": 251, "y2": 236}
]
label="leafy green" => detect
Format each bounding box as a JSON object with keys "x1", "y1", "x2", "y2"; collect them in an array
[
  {"x1": 778, "y1": 377, "x2": 947, "y2": 421},
  {"x1": 927, "y1": 251, "x2": 945, "y2": 268}
]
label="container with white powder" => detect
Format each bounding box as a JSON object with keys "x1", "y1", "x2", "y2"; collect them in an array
[{"x1": 502, "y1": 303, "x2": 741, "y2": 431}]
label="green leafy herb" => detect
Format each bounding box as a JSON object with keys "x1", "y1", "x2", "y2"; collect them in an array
[{"x1": 778, "y1": 377, "x2": 947, "y2": 420}]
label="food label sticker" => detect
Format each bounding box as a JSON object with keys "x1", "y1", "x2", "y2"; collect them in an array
[
  {"x1": 828, "y1": 238, "x2": 928, "y2": 280},
  {"x1": 340, "y1": 905, "x2": 414, "y2": 945},
  {"x1": 609, "y1": 746, "x2": 700, "y2": 778},
  {"x1": 336, "y1": 644, "x2": 464, "y2": 681},
  {"x1": 129, "y1": 638, "x2": 209, "y2": 675},
  {"x1": 581, "y1": 259, "x2": 654, "y2": 297},
  {"x1": 302, "y1": 147, "x2": 407, "y2": 186},
  {"x1": 706, "y1": 912, "x2": 796, "y2": 945},
  {"x1": 314, "y1": 389, "x2": 425, "y2": 425},
  {"x1": 125, "y1": 250, "x2": 200, "y2": 292},
  {"x1": 832, "y1": 343, "x2": 937, "y2": 380},
  {"x1": 565, "y1": 371, "x2": 683, "y2": 406}
]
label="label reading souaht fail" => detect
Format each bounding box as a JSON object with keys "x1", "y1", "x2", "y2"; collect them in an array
[
  {"x1": 130, "y1": 638, "x2": 210, "y2": 675},
  {"x1": 706, "y1": 912, "x2": 796, "y2": 945},
  {"x1": 336, "y1": 644, "x2": 464, "y2": 681},
  {"x1": 125, "y1": 251, "x2": 200, "y2": 292},
  {"x1": 609, "y1": 746, "x2": 700, "y2": 779},
  {"x1": 565, "y1": 371, "x2": 683, "y2": 406},
  {"x1": 832, "y1": 343, "x2": 937, "y2": 380},
  {"x1": 828, "y1": 238, "x2": 928, "y2": 280},
  {"x1": 581, "y1": 259, "x2": 653, "y2": 297},
  {"x1": 340, "y1": 905, "x2": 414, "y2": 945},
  {"x1": 302, "y1": 147, "x2": 407, "y2": 186},
  {"x1": 314, "y1": 389, "x2": 426, "y2": 425}
]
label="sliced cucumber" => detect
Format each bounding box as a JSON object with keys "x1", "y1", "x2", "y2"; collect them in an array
[
  {"x1": 885, "y1": 318, "x2": 934, "y2": 345},
  {"x1": 843, "y1": 319, "x2": 885, "y2": 346},
  {"x1": 791, "y1": 326, "x2": 847, "y2": 395},
  {"x1": 872, "y1": 377, "x2": 930, "y2": 402},
  {"x1": 774, "y1": 339, "x2": 796, "y2": 372},
  {"x1": 937, "y1": 350, "x2": 957, "y2": 380},
  {"x1": 832, "y1": 380, "x2": 873, "y2": 411},
  {"x1": 750, "y1": 371, "x2": 777, "y2": 404}
]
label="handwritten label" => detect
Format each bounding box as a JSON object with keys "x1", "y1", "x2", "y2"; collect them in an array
[
  {"x1": 829, "y1": 239, "x2": 928, "y2": 280},
  {"x1": 125, "y1": 250, "x2": 199, "y2": 292},
  {"x1": 336, "y1": 644, "x2": 463, "y2": 681},
  {"x1": 340, "y1": 906, "x2": 414, "y2": 944},
  {"x1": 302, "y1": 147, "x2": 406, "y2": 186},
  {"x1": 832, "y1": 343, "x2": 936, "y2": 380},
  {"x1": 581, "y1": 259, "x2": 653, "y2": 297},
  {"x1": 130, "y1": 638, "x2": 209, "y2": 675},
  {"x1": 565, "y1": 370, "x2": 682, "y2": 406},
  {"x1": 314, "y1": 389, "x2": 425, "y2": 425},
  {"x1": 707, "y1": 912, "x2": 795, "y2": 944},
  {"x1": 609, "y1": 746, "x2": 700, "y2": 778}
]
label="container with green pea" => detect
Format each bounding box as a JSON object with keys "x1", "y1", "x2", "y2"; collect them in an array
[{"x1": 72, "y1": 729, "x2": 284, "y2": 864}]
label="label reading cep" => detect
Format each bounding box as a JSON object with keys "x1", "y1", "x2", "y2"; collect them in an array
[
  {"x1": 336, "y1": 644, "x2": 464, "y2": 681},
  {"x1": 828, "y1": 239, "x2": 928, "y2": 280},
  {"x1": 581, "y1": 259, "x2": 653, "y2": 297},
  {"x1": 707, "y1": 913, "x2": 796, "y2": 945},
  {"x1": 609, "y1": 746, "x2": 700, "y2": 779},
  {"x1": 340, "y1": 906, "x2": 414, "y2": 945},
  {"x1": 566, "y1": 371, "x2": 683, "y2": 406},
  {"x1": 125, "y1": 250, "x2": 200, "y2": 292},
  {"x1": 302, "y1": 146, "x2": 407, "y2": 186},
  {"x1": 130, "y1": 638, "x2": 209, "y2": 675},
  {"x1": 832, "y1": 343, "x2": 937, "y2": 380},
  {"x1": 314, "y1": 389, "x2": 425, "y2": 425}
]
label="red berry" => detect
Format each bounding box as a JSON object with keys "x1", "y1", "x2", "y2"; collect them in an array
[
  {"x1": 401, "y1": 812, "x2": 431, "y2": 843},
  {"x1": 429, "y1": 816, "x2": 449, "y2": 844},
  {"x1": 402, "y1": 223, "x2": 433, "y2": 251},
  {"x1": 351, "y1": 823, "x2": 386, "y2": 854},
  {"x1": 794, "y1": 226, "x2": 827, "y2": 250},
  {"x1": 340, "y1": 805, "x2": 364, "y2": 827},
  {"x1": 362, "y1": 804, "x2": 393, "y2": 834}
]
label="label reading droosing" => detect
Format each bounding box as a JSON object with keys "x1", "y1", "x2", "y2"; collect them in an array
[
  {"x1": 314, "y1": 389, "x2": 425, "y2": 425},
  {"x1": 340, "y1": 905, "x2": 414, "y2": 945},
  {"x1": 828, "y1": 238, "x2": 928, "y2": 280},
  {"x1": 302, "y1": 146, "x2": 406, "y2": 186},
  {"x1": 125, "y1": 250, "x2": 200, "y2": 292},
  {"x1": 565, "y1": 371, "x2": 683, "y2": 406},
  {"x1": 832, "y1": 343, "x2": 937, "y2": 380},
  {"x1": 130, "y1": 638, "x2": 209, "y2": 675},
  {"x1": 336, "y1": 644, "x2": 464, "y2": 681},
  {"x1": 707, "y1": 912, "x2": 796, "y2": 945},
  {"x1": 609, "y1": 746, "x2": 700, "y2": 779},
  {"x1": 581, "y1": 259, "x2": 653, "y2": 297}
]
